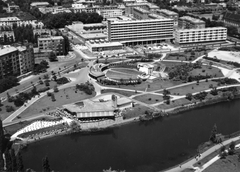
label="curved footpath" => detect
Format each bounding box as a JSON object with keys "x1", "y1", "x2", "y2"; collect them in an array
[{"x1": 163, "y1": 136, "x2": 240, "y2": 172}]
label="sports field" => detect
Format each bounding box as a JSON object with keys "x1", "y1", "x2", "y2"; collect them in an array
[{"x1": 106, "y1": 68, "x2": 143, "y2": 80}]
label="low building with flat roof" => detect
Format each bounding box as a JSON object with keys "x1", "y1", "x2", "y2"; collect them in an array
[
  {"x1": 86, "y1": 40, "x2": 123, "y2": 52},
  {"x1": 30, "y1": 2, "x2": 50, "y2": 9}
]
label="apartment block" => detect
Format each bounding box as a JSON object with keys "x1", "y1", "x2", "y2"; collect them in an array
[
  {"x1": 38, "y1": 36, "x2": 65, "y2": 55},
  {"x1": 174, "y1": 27, "x2": 227, "y2": 47},
  {"x1": 97, "y1": 9, "x2": 123, "y2": 19},
  {"x1": 107, "y1": 18, "x2": 174, "y2": 45},
  {"x1": 0, "y1": 45, "x2": 35, "y2": 79},
  {"x1": 178, "y1": 16, "x2": 205, "y2": 29},
  {"x1": 156, "y1": 9, "x2": 179, "y2": 26}
]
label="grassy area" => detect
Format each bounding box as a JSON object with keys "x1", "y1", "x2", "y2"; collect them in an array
[
  {"x1": 0, "y1": 80, "x2": 57, "y2": 120},
  {"x1": 111, "y1": 68, "x2": 142, "y2": 75},
  {"x1": 133, "y1": 94, "x2": 164, "y2": 104},
  {"x1": 157, "y1": 81, "x2": 218, "y2": 96},
  {"x1": 17, "y1": 87, "x2": 96, "y2": 120},
  {"x1": 156, "y1": 98, "x2": 192, "y2": 110},
  {"x1": 164, "y1": 51, "x2": 206, "y2": 61},
  {"x1": 122, "y1": 104, "x2": 151, "y2": 119},
  {"x1": 106, "y1": 70, "x2": 139, "y2": 80},
  {"x1": 101, "y1": 89, "x2": 137, "y2": 97},
  {"x1": 104, "y1": 79, "x2": 182, "y2": 92},
  {"x1": 190, "y1": 66, "x2": 223, "y2": 78},
  {"x1": 203, "y1": 149, "x2": 240, "y2": 172}
]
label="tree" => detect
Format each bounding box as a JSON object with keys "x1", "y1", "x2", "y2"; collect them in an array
[
  {"x1": 186, "y1": 93, "x2": 193, "y2": 101},
  {"x1": 209, "y1": 124, "x2": 218, "y2": 143},
  {"x1": 229, "y1": 141, "x2": 236, "y2": 155},
  {"x1": 10, "y1": 149, "x2": 17, "y2": 171},
  {"x1": 49, "y1": 52, "x2": 57, "y2": 62},
  {"x1": 51, "y1": 93, "x2": 56, "y2": 102},
  {"x1": 16, "y1": 152, "x2": 24, "y2": 172},
  {"x1": 53, "y1": 85, "x2": 59, "y2": 92},
  {"x1": 42, "y1": 156, "x2": 51, "y2": 172}
]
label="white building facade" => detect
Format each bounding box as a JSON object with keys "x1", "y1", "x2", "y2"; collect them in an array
[
  {"x1": 174, "y1": 27, "x2": 227, "y2": 47},
  {"x1": 107, "y1": 18, "x2": 174, "y2": 45}
]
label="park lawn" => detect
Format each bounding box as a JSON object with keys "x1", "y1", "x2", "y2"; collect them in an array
[
  {"x1": 17, "y1": 87, "x2": 96, "y2": 120},
  {"x1": 106, "y1": 70, "x2": 139, "y2": 80},
  {"x1": 133, "y1": 94, "x2": 164, "y2": 104},
  {"x1": 122, "y1": 104, "x2": 151, "y2": 119},
  {"x1": 0, "y1": 80, "x2": 58, "y2": 120},
  {"x1": 164, "y1": 51, "x2": 206, "y2": 61},
  {"x1": 104, "y1": 79, "x2": 182, "y2": 92},
  {"x1": 111, "y1": 68, "x2": 143, "y2": 75},
  {"x1": 203, "y1": 150, "x2": 240, "y2": 172},
  {"x1": 101, "y1": 89, "x2": 137, "y2": 97},
  {"x1": 190, "y1": 66, "x2": 223, "y2": 78},
  {"x1": 157, "y1": 81, "x2": 218, "y2": 96},
  {"x1": 155, "y1": 98, "x2": 192, "y2": 110}
]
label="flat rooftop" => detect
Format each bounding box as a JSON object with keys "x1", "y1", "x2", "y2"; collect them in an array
[
  {"x1": 38, "y1": 36, "x2": 64, "y2": 40},
  {"x1": 0, "y1": 46, "x2": 18, "y2": 56},
  {"x1": 157, "y1": 9, "x2": 178, "y2": 16},
  {"x1": 180, "y1": 16, "x2": 205, "y2": 24},
  {"x1": 109, "y1": 17, "x2": 173, "y2": 23},
  {"x1": 80, "y1": 33, "x2": 107, "y2": 39},
  {"x1": 86, "y1": 41, "x2": 122, "y2": 47},
  {"x1": 133, "y1": 7, "x2": 149, "y2": 14},
  {"x1": 176, "y1": 27, "x2": 227, "y2": 32},
  {"x1": 148, "y1": 13, "x2": 165, "y2": 19},
  {"x1": 0, "y1": 17, "x2": 20, "y2": 22}
]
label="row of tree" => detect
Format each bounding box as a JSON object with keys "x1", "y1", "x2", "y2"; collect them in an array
[{"x1": 35, "y1": 11, "x2": 103, "y2": 29}]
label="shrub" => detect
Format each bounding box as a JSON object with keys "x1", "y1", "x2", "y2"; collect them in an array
[
  {"x1": 45, "y1": 80, "x2": 50, "y2": 87},
  {"x1": 6, "y1": 105, "x2": 14, "y2": 112},
  {"x1": 53, "y1": 85, "x2": 59, "y2": 92},
  {"x1": 148, "y1": 98, "x2": 152, "y2": 101},
  {"x1": 51, "y1": 93, "x2": 56, "y2": 101},
  {"x1": 56, "y1": 77, "x2": 69, "y2": 85},
  {"x1": 47, "y1": 92, "x2": 52, "y2": 97}
]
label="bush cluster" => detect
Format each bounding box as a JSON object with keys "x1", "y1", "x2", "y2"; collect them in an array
[
  {"x1": 76, "y1": 82, "x2": 95, "y2": 95},
  {"x1": 56, "y1": 77, "x2": 69, "y2": 85}
]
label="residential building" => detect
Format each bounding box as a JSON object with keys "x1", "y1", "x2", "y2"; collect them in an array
[
  {"x1": 0, "y1": 31, "x2": 15, "y2": 43},
  {"x1": 178, "y1": 16, "x2": 205, "y2": 29},
  {"x1": 30, "y1": 2, "x2": 50, "y2": 9},
  {"x1": 38, "y1": 6, "x2": 72, "y2": 14},
  {"x1": 132, "y1": 7, "x2": 150, "y2": 20},
  {"x1": 33, "y1": 29, "x2": 51, "y2": 37},
  {"x1": 223, "y1": 12, "x2": 240, "y2": 33},
  {"x1": 125, "y1": 2, "x2": 158, "y2": 15},
  {"x1": 3, "y1": 2, "x2": 19, "y2": 13},
  {"x1": 107, "y1": 18, "x2": 174, "y2": 45},
  {"x1": 0, "y1": 45, "x2": 35, "y2": 79},
  {"x1": 86, "y1": 40, "x2": 123, "y2": 52},
  {"x1": 16, "y1": 46, "x2": 35, "y2": 75},
  {"x1": 156, "y1": 9, "x2": 179, "y2": 27},
  {"x1": 38, "y1": 36, "x2": 65, "y2": 55},
  {"x1": 174, "y1": 27, "x2": 227, "y2": 47},
  {"x1": 0, "y1": 16, "x2": 44, "y2": 28},
  {"x1": 97, "y1": 9, "x2": 123, "y2": 19}
]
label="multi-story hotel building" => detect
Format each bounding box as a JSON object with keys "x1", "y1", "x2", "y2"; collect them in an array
[
  {"x1": 174, "y1": 27, "x2": 227, "y2": 47},
  {"x1": 38, "y1": 36, "x2": 65, "y2": 55},
  {"x1": 107, "y1": 18, "x2": 174, "y2": 45},
  {"x1": 178, "y1": 16, "x2": 205, "y2": 29},
  {"x1": 0, "y1": 45, "x2": 35, "y2": 79}
]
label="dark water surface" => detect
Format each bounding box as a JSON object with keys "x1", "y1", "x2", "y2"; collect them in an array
[{"x1": 22, "y1": 100, "x2": 240, "y2": 171}]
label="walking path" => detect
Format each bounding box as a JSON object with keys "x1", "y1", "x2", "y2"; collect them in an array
[{"x1": 164, "y1": 137, "x2": 240, "y2": 172}]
